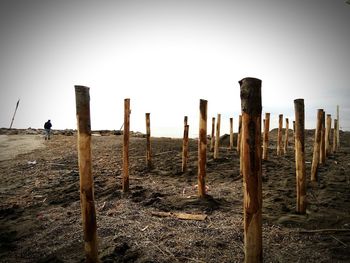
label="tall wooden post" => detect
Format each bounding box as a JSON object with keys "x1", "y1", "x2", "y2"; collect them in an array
[
  {"x1": 123, "y1": 98, "x2": 130, "y2": 192},
  {"x1": 145, "y1": 113, "x2": 152, "y2": 169},
  {"x1": 237, "y1": 115, "x2": 242, "y2": 153},
  {"x1": 198, "y1": 99, "x2": 207, "y2": 198},
  {"x1": 311, "y1": 109, "x2": 323, "y2": 182},
  {"x1": 277, "y1": 114, "x2": 283, "y2": 156},
  {"x1": 333, "y1": 119, "x2": 338, "y2": 153},
  {"x1": 210, "y1": 117, "x2": 215, "y2": 152},
  {"x1": 238, "y1": 115, "x2": 243, "y2": 176},
  {"x1": 75, "y1": 86, "x2": 98, "y2": 263},
  {"x1": 239, "y1": 77, "x2": 262, "y2": 263},
  {"x1": 294, "y1": 99, "x2": 306, "y2": 214},
  {"x1": 293, "y1": 120, "x2": 296, "y2": 142},
  {"x1": 337, "y1": 105, "x2": 340, "y2": 149},
  {"x1": 319, "y1": 110, "x2": 326, "y2": 165},
  {"x1": 283, "y1": 118, "x2": 289, "y2": 154},
  {"x1": 262, "y1": 113, "x2": 270, "y2": 160},
  {"x1": 214, "y1": 114, "x2": 221, "y2": 159},
  {"x1": 325, "y1": 114, "x2": 332, "y2": 156},
  {"x1": 182, "y1": 116, "x2": 189, "y2": 173},
  {"x1": 229, "y1": 117, "x2": 234, "y2": 150}
]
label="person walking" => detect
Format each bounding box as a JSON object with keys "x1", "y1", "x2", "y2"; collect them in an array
[{"x1": 44, "y1": 120, "x2": 52, "y2": 140}]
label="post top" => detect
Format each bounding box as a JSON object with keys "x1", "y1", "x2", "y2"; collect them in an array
[
  {"x1": 294, "y1": 98, "x2": 304, "y2": 103},
  {"x1": 239, "y1": 77, "x2": 262, "y2": 115}
]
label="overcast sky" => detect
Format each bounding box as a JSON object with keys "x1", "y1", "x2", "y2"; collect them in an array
[{"x1": 1, "y1": 0, "x2": 349, "y2": 137}]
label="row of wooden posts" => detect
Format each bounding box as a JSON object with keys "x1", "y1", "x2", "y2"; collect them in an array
[{"x1": 74, "y1": 81, "x2": 341, "y2": 263}]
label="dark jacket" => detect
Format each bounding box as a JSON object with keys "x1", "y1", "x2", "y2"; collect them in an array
[{"x1": 44, "y1": 121, "x2": 52, "y2": 129}]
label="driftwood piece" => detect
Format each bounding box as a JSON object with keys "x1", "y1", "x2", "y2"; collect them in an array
[{"x1": 151, "y1": 211, "x2": 207, "y2": 221}]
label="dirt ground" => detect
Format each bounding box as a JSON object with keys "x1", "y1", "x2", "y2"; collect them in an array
[{"x1": 0, "y1": 129, "x2": 349, "y2": 262}]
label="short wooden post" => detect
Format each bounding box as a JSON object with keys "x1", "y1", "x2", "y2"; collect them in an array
[
  {"x1": 123, "y1": 98, "x2": 130, "y2": 192},
  {"x1": 229, "y1": 117, "x2": 234, "y2": 150},
  {"x1": 277, "y1": 114, "x2": 283, "y2": 155},
  {"x1": 294, "y1": 99, "x2": 306, "y2": 214},
  {"x1": 333, "y1": 119, "x2": 338, "y2": 153},
  {"x1": 237, "y1": 115, "x2": 242, "y2": 154},
  {"x1": 198, "y1": 99, "x2": 207, "y2": 198},
  {"x1": 337, "y1": 105, "x2": 340, "y2": 149},
  {"x1": 145, "y1": 113, "x2": 152, "y2": 169},
  {"x1": 319, "y1": 110, "x2": 326, "y2": 164},
  {"x1": 283, "y1": 118, "x2": 289, "y2": 154},
  {"x1": 311, "y1": 109, "x2": 323, "y2": 182},
  {"x1": 325, "y1": 114, "x2": 332, "y2": 156},
  {"x1": 74, "y1": 86, "x2": 98, "y2": 263},
  {"x1": 239, "y1": 77, "x2": 262, "y2": 263},
  {"x1": 210, "y1": 117, "x2": 215, "y2": 152},
  {"x1": 214, "y1": 114, "x2": 221, "y2": 159},
  {"x1": 182, "y1": 119, "x2": 189, "y2": 173},
  {"x1": 262, "y1": 113, "x2": 270, "y2": 160}
]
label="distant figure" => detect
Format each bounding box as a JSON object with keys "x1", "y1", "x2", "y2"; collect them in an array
[{"x1": 44, "y1": 120, "x2": 52, "y2": 140}]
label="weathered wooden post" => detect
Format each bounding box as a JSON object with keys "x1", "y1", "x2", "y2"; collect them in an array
[
  {"x1": 239, "y1": 77, "x2": 262, "y2": 263},
  {"x1": 237, "y1": 115, "x2": 242, "y2": 153},
  {"x1": 184, "y1": 116, "x2": 188, "y2": 126},
  {"x1": 210, "y1": 117, "x2": 215, "y2": 152},
  {"x1": 337, "y1": 105, "x2": 340, "y2": 149},
  {"x1": 293, "y1": 120, "x2": 296, "y2": 142},
  {"x1": 294, "y1": 99, "x2": 306, "y2": 214},
  {"x1": 277, "y1": 114, "x2": 283, "y2": 156},
  {"x1": 283, "y1": 118, "x2": 289, "y2": 154},
  {"x1": 311, "y1": 109, "x2": 323, "y2": 182},
  {"x1": 123, "y1": 98, "x2": 130, "y2": 192},
  {"x1": 229, "y1": 117, "x2": 234, "y2": 150},
  {"x1": 214, "y1": 114, "x2": 221, "y2": 159},
  {"x1": 238, "y1": 114, "x2": 243, "y2": 176},
  {"x1": 145, "y1": 113, "x2": 152, "y2": 170},
  {"x1": 198, "y1": 99, "x2": 207, "y2": 198},
  {"x1": 262, "y1": 113, "x2": 270, "y2": 160},
  {"x1": 333, "y1": 119, "x2": 338, "y2": 153},
  {"x1": 182, "y1": 116, "x2": 189, "y2": 173},
  {"x1": 319, "y1": 110, "x2": 326, "y2": 165},
  {"x1": 74, "y1": 86, "x2": 98, "y2": 263},
  {"x1": 325, "y1": 114, "x2": 332, "y2": 156}
]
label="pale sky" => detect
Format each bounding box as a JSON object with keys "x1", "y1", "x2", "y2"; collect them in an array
[{"x1": 1, "y1": 0, "x2": 349, "y2": 137}]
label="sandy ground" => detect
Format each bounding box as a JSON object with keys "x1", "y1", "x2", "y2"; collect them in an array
[
  {"x1": 0, "y1": 135, "x2": 45, "y2": 161},
  {"x1": 0, "y1": 131, "x2": 349, "y2": 262}
]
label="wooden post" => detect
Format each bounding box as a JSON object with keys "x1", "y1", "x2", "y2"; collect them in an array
[
  {"x1": 337, "y1": 105, "x2": 340, "y2": 149},
  {"x1": 294, "y1": 99, "x2": 306, "y2": 214},
  {"x1": 145, "y1": 113, "x2": 152, "y2": 170},
  {"x1": 262, "y1": 113, "x2": 270, "y2": 160},
  {"x1": 239, "y1": 77, "x2": 262, "y2": 263},
  {"x1": 214, "y1": 114, "x2": 221, "y2": 159},
  {"x1": 237, "y1": 115, "x2": 242, "y2": 154},
  {"x1": 277, "y1": 114, "x2": 283, "y2": 156},
  {"x1": 319, "y1": 110, "x2": 326, "y2": 165},
  {"x1": 182, "y1": 116, "x2": 189, "y2": 173},
  {"x1": 293, "y1": 120, "x2": 295, "y2": 143},
  {"x1": 74, "y1": 86, "x2": 98, "y2": 263},
  {"x1": 238, "y1": 114, "x2": 243, "y2": 176},
  {"x1": 333, "y1": 119, "x2": 338, "y2": 153},
  {"x1": 198, "y1": 99, "x2": 207, "y2": 198},
  {"x1": 123, "y1": 98, "x2": 130, "y2": 192},
  {"x1": 229, "y1": 117, "x2": 234, "y2": 150},
  {"x1": 184, "y1": 116, "x2": 188, "y2": 126},
  {"x1": 311, "y1": 109, "x2": 323, "y2": 182},
  {"x1": 210, "y1": 117, "x2": 215, "y2": 152},
  {"x1": 325, "y1": 114, "x2": 332, "y2": 156},
  {"x1": 283, "y1": 118, "x2": 289, "y2": 154}
]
